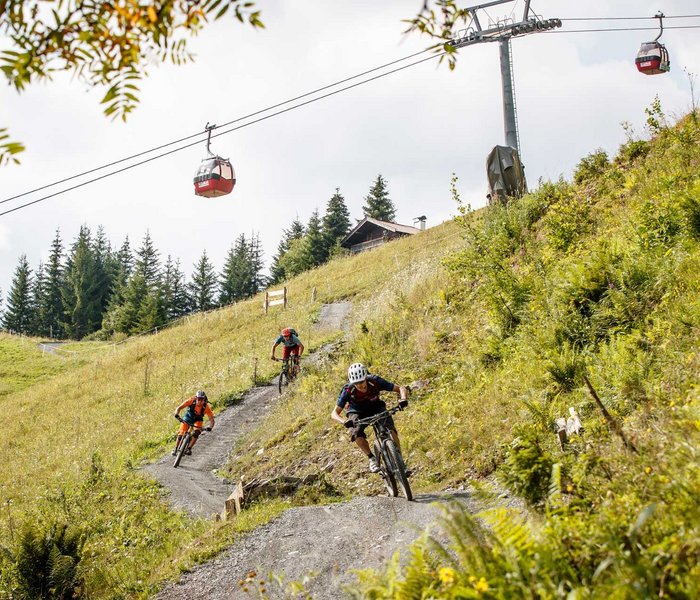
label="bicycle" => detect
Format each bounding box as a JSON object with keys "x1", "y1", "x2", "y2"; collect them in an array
[
  {"x1": 172, "y1": 415, "x2": 211, "y2": 468},
  {"x1": 274, "y1": 355, "x2": 300, "y2": 394},
  {"x1": 355, "y1": 401, "x2": 412, "y2": 501}
]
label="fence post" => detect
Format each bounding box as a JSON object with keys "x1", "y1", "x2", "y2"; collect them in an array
[
  {"x1": 264, "y1": 291, "x2": 269, "y2": 315},
  {"x1": 311, "y1": 287, "x2": 317, "y2": 303},
  {"x1": 283, "y1": 287, "x2": 288, "y2": 309}
]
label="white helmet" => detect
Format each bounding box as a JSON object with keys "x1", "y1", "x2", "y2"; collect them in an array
[{"x1": 348, "y1": 363, "x2": 368, "y2": 384}]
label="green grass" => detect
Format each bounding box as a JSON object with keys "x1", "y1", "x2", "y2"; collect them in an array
[
  {"x1": 0, "y1": 220, "x2": 464, "y2": 598},
  {"x1": 0, "y1": 333, "x2": 77, "y2": 397}
]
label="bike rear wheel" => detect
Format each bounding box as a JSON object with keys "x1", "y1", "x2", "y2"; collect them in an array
[
  {"x1": 373, "y1": 440, "x2": 397, "y2": 497},
  {"x1": 385, "y1": 439, "x2": 412, "y2": 501},
  {"x1": 173, "y1": 432, "x2": 191, "y2": 468}
]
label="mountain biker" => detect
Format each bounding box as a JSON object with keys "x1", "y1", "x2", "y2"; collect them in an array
[
  {"x1": 271, "y1": 327, "x2": 304, "y2": 373},
  {"x1": 172, "y1": 390, "x2": 215, "y2": 456},
  {"x1": 331, "y1": 362, "x2": 409, "y2": 474}
]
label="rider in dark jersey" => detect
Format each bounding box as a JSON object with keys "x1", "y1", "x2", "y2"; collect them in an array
[{"x1": 331, "y1": 362, "x2": 408, "y2": 473}]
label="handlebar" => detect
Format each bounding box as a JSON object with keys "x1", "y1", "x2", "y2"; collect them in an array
[{"x1": 354, "y1": 401, "x2": 408, "y2": 426}]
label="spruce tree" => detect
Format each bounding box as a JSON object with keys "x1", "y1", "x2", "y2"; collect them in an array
[
  {"x1": 161, "y1": 255, "x2": 191, "y2": 320},
  {"x1": 269, "y1": 219, "x2": 305, "y2": 284},
  {"x1": 134, "y1": 231, "x2": 160, "y2": 291},
  {"x1": 362, "y1": 174, "x2": 396, "y2": 222},
  {"x1": 189, "y1": 250, "x2": 218, "y2": 312},
  {"x1": 303, "y1": 209, "x2": 326, "y2": 267},
  {"x1": 2, "y1": 255, "x2": 34, "y2": 334},
  {"x1": 248, "y1": 232, "x2": 266, "y2": 293},
  {"x1": 31, "y1": 262, "x2": 46, "y2": 335},
  {"x1": 61, "y1": 226, "x2": 101, "y2": 339},
  {"x1": 322, "y1": 188, "x2": 351, "y2": 258},
  {"x1": 92, "y1": 225, "x2": 114, "y2": 317},
  {"x1": 39, "y1": 229, "x2": 66, "y2": 338},
  {"x1": 220, "y1": 234, "x2": 254, "y2": 304}
]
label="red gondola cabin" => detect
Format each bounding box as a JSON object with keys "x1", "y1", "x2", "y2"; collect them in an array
[
  {"x1": 635, "y1": 41, "x2": 670, "y2": 75},
  {"x1": 193, "y1": 156, "x2": 235, "y2": 198}
]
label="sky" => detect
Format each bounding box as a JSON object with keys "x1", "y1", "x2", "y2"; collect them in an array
[{"x1": 1, "y1": 0, "x2": 699, "y2": 299}]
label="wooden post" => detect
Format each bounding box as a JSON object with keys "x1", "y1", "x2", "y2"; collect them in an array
[
  {"x1": 264, "y1": 291, "x2": 269, "y2": 315},
  {"x1": 224, "y1": 480, "x2": 245, "y2": 518},
  {"x1": 283, "y1": 286, "x2": 288, "y2": 309},
  {"x1": 311, "y1": 287, "x2": 317, "y2": 303}
]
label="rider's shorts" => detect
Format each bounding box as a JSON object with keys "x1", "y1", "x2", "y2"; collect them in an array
[
  {"x1": 346, "y1": 401, "x2": 395, "y2": 440},
  {"x1": 282, "y1": 344, "x2": 300, "y2": 360},
  {"x1": 178, "y1": 420, "x2": 203, "y2": 435}
]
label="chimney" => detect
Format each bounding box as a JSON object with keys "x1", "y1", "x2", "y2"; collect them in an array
[{"x1": 413, "y1": 215, "x2": 427, "y2": 231}]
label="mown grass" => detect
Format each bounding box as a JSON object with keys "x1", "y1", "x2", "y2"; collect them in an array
[
  {"x1": 0, "y1": 219, "x2": 465, "y2": 598},
  {"x1": 0, "y1": 333, "x2": 80, "y2": 397}
]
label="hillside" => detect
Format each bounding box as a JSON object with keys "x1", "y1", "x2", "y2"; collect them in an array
[
  {"x1": 1, "y1": 108, "x2": 699, "y2": 599},
  {"x1": 0, "y1": 218, "x2": 465, "y2": 597}
]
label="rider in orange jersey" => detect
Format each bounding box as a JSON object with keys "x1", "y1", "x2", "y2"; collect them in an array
[{"x1": 172, "y1": 390, "x2": 215, "y2": 456}]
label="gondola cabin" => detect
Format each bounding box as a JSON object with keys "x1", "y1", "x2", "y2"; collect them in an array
[
  {"x1": 193, "y1": 156, "x2": 235, "y2": 198},
  {"x1": 635, "y1": 41, "x2": 670, "y2": 75}
]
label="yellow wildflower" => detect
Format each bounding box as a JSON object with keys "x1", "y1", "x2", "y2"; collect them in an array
[
  {"x1": 438, "y1": 567, "x2": 456, "y2": 585},
  {"x1": 474, "y1": 577, "x2": 490, "y2": 593}
]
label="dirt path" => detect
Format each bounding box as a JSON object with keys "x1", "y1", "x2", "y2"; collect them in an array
[
  {"x1": 147, "y1": 301, "x2": 486, "y2": 598},
  {"x1": 156, "y1": 492, "x2": 475, "y2": 600},
  {"x1": 143, "y1": 302, "x2": 353, "y2": 518}
]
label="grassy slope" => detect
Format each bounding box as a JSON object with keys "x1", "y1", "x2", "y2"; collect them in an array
[
  {"x1": 222, "y1": 114, "x2": 700, "y2": 596},
  {"x1": 0, "y1": 333, "x2": 76, "y2": 397},
  {"x1": 0, "y1": 220, "x2": 464, "y2": 598}
]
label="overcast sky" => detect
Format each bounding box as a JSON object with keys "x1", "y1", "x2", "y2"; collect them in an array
[{"x1": 1, "y1": 0, "x2": 699, "y2": 299}]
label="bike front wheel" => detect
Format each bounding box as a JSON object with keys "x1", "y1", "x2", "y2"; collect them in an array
[
  {"x1": 385, "y1": 439, "x2": 412, "y2": 501},
  {"x1": 373, "y1": 440, "x2": 397, "y2": 497},
  {"x1": 278, "y1": 369, "x2": 288, "y2": 394},
  {"x1": 173, "y1": 432, "x2": 191, "y2": 468}
]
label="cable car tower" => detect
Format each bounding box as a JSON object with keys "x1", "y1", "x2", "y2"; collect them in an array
[{"x1": 449, "y1": 0, "x2": 561, "y2": 159}]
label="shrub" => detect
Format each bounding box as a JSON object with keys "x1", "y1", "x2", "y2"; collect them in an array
[
  {"x1": 13, "y1": 520, "x2": 85, "y2": 599},
  {"x1": 500, "y1": 425, "x2": 555, "y2": 507},
  {"x1": 573, "y1": 149, "x2": 610, "y2": 185}
]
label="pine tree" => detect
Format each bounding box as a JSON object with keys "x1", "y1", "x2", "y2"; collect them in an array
[
  {"x1": 322, "y1": 187, "x2": 351, "y2": 258},
  {"x1": 134, "y1": 231, "x2": 160, "y2": 291},
  {"x1": 220, "y1": 234, "x2": 254, "y2": 304},
  {"x1": 2, "y1": 255, "x2": 34, "y2": 334},
  {"x1": 39, "y1": 229, "x2": 66, "y2": 338},
  {"x1": 304, "y1": 209, "x2": 326, "y2": 267},
  {"x1": 248, "y1": 232, "x2": 267, "y2": 293},
  {"x1": 30, "y1": 261, "x2": 46, "y2": 335},
  {"x1": 161, "y1": 256, "x2": 191, "y2": 320},
  {"x1": 269, "y1": 219, "x2": 305, "y2": 284},
  {"x1": 92, "y1": 225, "x2": 114, "y2": 318},
  {"x1": 189, "y1": 250, "x2": 218, "y2": 312},
  {"x1": 362, "y1": 174, "x2": 396, "y2": 222},
  {"x1": 61, "y1": 226, "x2": 101, "y2": 339}
]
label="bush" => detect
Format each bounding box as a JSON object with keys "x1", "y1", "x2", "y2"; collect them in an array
[
  {"x1": 573, "y1": 149, "x2": 610, "y2": 185},
  {"x1": 13, "y1": 520, "x2": 85, "y2": 599},
  {"x1": 500, "y1": 425, "x2": 555, "y2": 507}
]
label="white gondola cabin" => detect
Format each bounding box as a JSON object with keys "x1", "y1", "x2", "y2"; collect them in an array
[{"x1": 193, "y1": 124, "x2": 236, "y2": 198}]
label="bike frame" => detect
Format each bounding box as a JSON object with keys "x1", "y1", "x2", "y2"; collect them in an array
[{"x1": 356, "y1": 404, "x2": 412, "y2": 501}]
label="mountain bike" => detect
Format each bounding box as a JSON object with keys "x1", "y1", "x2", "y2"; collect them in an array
[
  {"x1": 172, "y1": 415, "x2": 210, "y2": 468},
  {"x1": 355, "y1": 401, "x2": 412, "y2": 501},
  {"x1": 274, "y1": 355, "x2": 300, "y2": 394}
]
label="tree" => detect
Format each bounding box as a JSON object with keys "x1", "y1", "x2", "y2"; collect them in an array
[
  {"x1": 38, "y1": 229, "x2": 66, "y2": 338},
  {"x1": 92, "y1": 225, "x2": 114, "y2": 319},
  {"x1": 30, "y1": 261, "x2": 46, "y2": 335},
  {"x1": 61, "y1": 226, "x2": 101, "y2": 339},
  {"x1": 269, "y1": 219, "x2": 305, "y2": 284},
  {"x1": 161, "y1": 255, "x2": 191, "y2": 320},
  {"x1": 304, "y1": 209, "x2": 326, "y2": 268},
  {"x1": 2, "y1": 254, "x2": 33, "y2": 334},
  {"x1": 189, "y1": 251, "x2": 218, "y2": 312},
  {"x1": 220, "y1": 234, "x2": 254, "y2": 305},
  {"x1": 1, "y1": 1, "x2": 263, "y2": 165},
  {"x1": 362, "y1": 175, "x2": 396, "y2": 222},
  {"x1": 134, "y1": 231, "x2": 161, "y2": 291},
  {"x1": 322, "y1": 188, "x2": 351, "y2": 258},
  {"x1": 248, "y1": 232, "x2": 267, "y2": 293}
]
